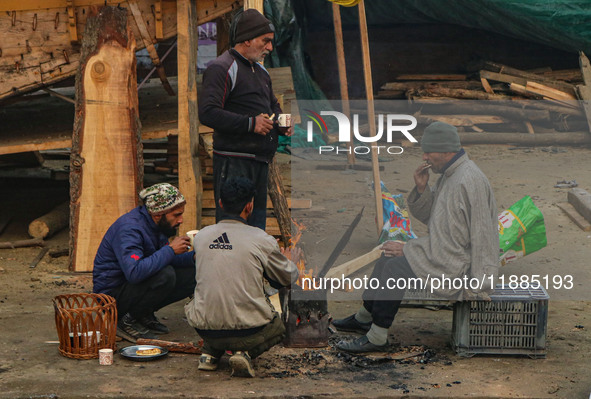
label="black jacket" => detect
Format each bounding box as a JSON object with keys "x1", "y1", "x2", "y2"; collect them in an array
[{"x1": 199, "y1": 49, "x2": 282, "y2": 163}]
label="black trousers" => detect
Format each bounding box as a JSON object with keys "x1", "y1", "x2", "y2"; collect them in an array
[
  {"x1": 199, "y1": 314, "x2": 285, "y2": 359},
  {"x1": 361, "y1": 255, "x2": 416, "y2": 328},
  {"x1": 213, "y1": 154, "x2": 268, "y2": 230},
  {"x1": 109, "y1": 265, "x2": 196, "y2": 320}
]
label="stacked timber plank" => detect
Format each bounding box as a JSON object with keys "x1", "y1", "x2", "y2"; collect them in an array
[{"x1": 377, "y1": 57, "x2": 591, "y2": 139}]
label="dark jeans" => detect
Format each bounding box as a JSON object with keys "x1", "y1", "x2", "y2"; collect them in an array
[
  {"x1": 199, "y1": 314, "x2": 285, "y2": 359},
  {"x1": 109, "y1": 265, "x2": 196, "y2": 320},
  {"x1": 213, "y1": 154, "x2": 268, "y2": 230},
  {"x1": 361, "y1": 255, "x2": 416, "y2": 328}
]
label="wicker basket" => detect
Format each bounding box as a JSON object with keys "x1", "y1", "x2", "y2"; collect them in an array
[{"x1": 53, "y1": 293, "x2": 117, "y2": 359}]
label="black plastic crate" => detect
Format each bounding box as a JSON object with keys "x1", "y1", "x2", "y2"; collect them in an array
[{"x1": 451, "y1": 284, "x2": 549, "y2": 358}]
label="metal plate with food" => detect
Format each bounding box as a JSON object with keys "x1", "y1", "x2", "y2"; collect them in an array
[{"x1": 119, "y1": 345, "x2": 169, "y2": 361}]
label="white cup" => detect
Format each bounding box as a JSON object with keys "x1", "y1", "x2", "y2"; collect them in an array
[
  {"x1": 186, "y1": 230, "x2": 200, "y2": 248},
  {"x1": 99, "y1": 348, "x2": 113, "y2": 365},
  {"x1": 278, "y1": 114, "x2": 291, "y2": 128},
  {"x1": 82, "y1": 331, "x2": 101, "y2": 347}
]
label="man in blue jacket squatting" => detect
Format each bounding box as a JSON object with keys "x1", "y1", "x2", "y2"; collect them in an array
[{"x1": 93, "y1": 183, "x2": 196, "y2": 342}]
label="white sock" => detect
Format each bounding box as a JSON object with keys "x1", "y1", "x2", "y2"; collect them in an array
[
  {"x1": 366, "y1": 324, "x2": 388, "y2": 346},
  {"x1": 355, "y1": 306, "x2": 372, "y2": 324}
]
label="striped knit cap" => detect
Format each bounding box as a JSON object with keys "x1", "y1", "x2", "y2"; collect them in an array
[{"x1": 139, "y1": 183, "x2": 185, "y2": 215}]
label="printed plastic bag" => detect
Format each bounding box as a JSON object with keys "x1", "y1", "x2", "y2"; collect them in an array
[
  {"x1": 378, "y1": 182, "x2": 417, "y2": 243},
  {"x1": 498, "y1": 196, "x2": 547, "y2": 266}
]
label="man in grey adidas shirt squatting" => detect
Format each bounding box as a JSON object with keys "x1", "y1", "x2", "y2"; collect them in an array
[{"x1": 185, "y1": 177, "x2": 300, "y2": 377}]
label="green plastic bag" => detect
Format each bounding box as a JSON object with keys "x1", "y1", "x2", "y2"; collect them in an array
[{"x1": 498, "y1": 196, "x2": 547, "y2": 266}]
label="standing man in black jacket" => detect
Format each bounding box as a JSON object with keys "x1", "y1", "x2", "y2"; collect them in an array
[{"x1": 199, "y1": 8, "x2": 291, "y2": 230}]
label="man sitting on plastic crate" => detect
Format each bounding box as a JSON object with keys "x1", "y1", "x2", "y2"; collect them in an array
[{"x1": 334, "y1": 121, "x2": 499, "y2": 353}]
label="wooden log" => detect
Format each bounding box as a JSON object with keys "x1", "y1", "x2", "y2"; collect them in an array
[
  {"x1": 416, "y1": 114, "x2": 506, "y2": 126},
  {"x1": 136, "y1": 338, "x2": 202, "y2": 354},
  {"x1": 509, "y1": 83, "x2": 543, "y2": 99},
  {"x1": 409, "y1": 101, "x2": 551, "y2": 122},
  {"x1": 525, "y1": 81, "x2": 577, "y2": 101},
  {"x1": 0, "y1": 238, "x2": 44, "y2": 249},
  {"x1": 557, "y1": 202, "x2": 591, "y2": 232},
  {"x1": 70, "y1": 6, "x2": 142, "y2": 272},
  {"x1": 482, "y1": 62, "x2": 576, "y2": 94},
  {"x1": 324, "y1": 246, "x2": 382, "y2": 279},
  {"x1": 28, "y1": 202, "x2": 69, "y2": 239},
  {"x1": 49, "y1": 247, "x2": 70, "y2": 258},
  {"x1": 177, "y1": 0, "x2": 202, "y2": 234},
  {"x1": 268, "y1": 156, "x2": 293, "y2": 247},
  {"x1": 394, "y1": 74, "x2": 467, "y2": 81},
  {"x1": 381, "y1": 81, "x2": 484, "y2": 91},
  {"x1": 414, "y1": 87, "x2": 511, "y2": 101},
  {"x1": 458, "y1": 132, "x2": 591, "y2": 146},
  {"x1": 568, "y1": 188, "x2": 591, "y2": 224}
]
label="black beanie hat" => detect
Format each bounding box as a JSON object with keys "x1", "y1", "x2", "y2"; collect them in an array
[{"x1": 232, "y1": 9, "x2": 275, "y2": 44}]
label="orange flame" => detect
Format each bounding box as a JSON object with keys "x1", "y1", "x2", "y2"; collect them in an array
[{"x1": 290, "y1": 219, "x2": 314, "y2": 290}]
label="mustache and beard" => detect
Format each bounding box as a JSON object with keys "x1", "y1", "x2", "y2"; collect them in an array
[{"x1": 158, "y1": 216, "x2": 179, "y2": 237}]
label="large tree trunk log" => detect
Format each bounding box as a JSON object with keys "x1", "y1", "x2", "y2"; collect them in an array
[
  {"x1": 70, "y1": 6, "x2": 142, "y2": 272},
  {"x1": 28, "y1": 202, "x2": 69, "y2": 239},
  {"x1": 268, "y1": 156, "x2": 292, "y2": 247}
]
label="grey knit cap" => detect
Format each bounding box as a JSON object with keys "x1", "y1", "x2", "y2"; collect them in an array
[
  {"x1": 420, "y1": 121, "x2": 461, "y2": 153},
  {"x1": 139, "y1": 183, "x2": 186, "y2": 215}
]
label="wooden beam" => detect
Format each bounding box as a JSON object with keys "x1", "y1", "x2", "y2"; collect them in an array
[
  {"x1": 216, "y1": 15, "x2": 231, "y2": 56},
  {"x1": 154, "y1": 0, "x2": 163, "y2": 39},
  {"x1": 332, "y1": 2, "x2": 355, "y2": 166},
  {"x1": 324, "y1": 246, "x2": 382, "y2": 279},
  {"x1": 70, "y1": 6, "x2": 142, "y2": 272},
  {"x1": 244, "y1": 0, "x2": 263, "y2": 11},
  {"x1": 128, "y1": 0, "x2": 175, "y2": 95},
  {"x1": 357, "y1": 0, "x2": 382, "y2": 234},
  {"x1": 177, "y1": 0, "x2": 202, "y2": 234},
  {"x1": 66, "y1": 0, "x2": 78, "y2": 42}
]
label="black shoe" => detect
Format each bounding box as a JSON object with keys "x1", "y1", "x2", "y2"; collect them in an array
[
  {"x1": 332, "y1": 314, "x2": 371, "y2": 334},
  {"x1": 117, "y1": 313, "x2": 158, "y2": 343},
  {"x1": 336, "y1": 335, "x2": 388, "y2": 354},
  {"x1": 139, "y1": 313, "x2": 169, "y2": 335}
]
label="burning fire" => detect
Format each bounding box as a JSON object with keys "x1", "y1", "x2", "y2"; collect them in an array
[{"x1": 290, "y1": 219, "x2": 314, "y2": 290}]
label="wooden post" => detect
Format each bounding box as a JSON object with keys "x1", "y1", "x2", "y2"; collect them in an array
[
  {"x1": 128, "y1": 0, "x2": 175, "y2": 96},
  {"x1": 216, "y1": 15, "x2": 231, "y2": 56},
  {"x1": 332, "y1": 2, "x2": 355, "y2": 166},
  {"x1": 357, "y1": 0, "x2": 383, "y2": 234},
  {"x1": 576, "y1": 51, "x2": 591, "y2": 133},
  {"x1": 243, "y1": 0, "x2": 292, "y2": 243},
  {"x1": 177, "y1": 0, "x2": 202, "y2": 234},
  {"x1": 70, "y1": 6, "x2": 142, "y2": 272}
]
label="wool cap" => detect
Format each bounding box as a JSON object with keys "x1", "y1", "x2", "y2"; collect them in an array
[
  {"x1": 139, "y1": 183, "x2": 186, "y2": 215},
  {"x1": 233, "y1": 9, "x2": 275, "y2": 44},
  {"x1": 420, "y1": 121, "x2": 461, "y2": 153}
]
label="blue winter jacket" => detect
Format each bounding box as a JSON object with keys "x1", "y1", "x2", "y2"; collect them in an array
[{"x1": 93, "y1": 206, "x2": 195, "y2": 294}]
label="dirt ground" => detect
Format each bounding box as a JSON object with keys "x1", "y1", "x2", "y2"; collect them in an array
[{"x1": 1, "y1": 143, "x2": 591, "y2": 398}]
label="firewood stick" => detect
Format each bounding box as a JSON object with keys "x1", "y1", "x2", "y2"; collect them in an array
[
  {"x1": 135, "y1": 338, "x2": 202, "y2": 354},
  {"x1": 29, "y1": 247, "x2": 49, "y2": 268},
  {"x1": 0, "y1": 238, "x2": 45, "y2": 249}
]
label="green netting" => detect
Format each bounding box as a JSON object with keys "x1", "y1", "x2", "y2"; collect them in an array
[{"x1": 299, "y1": 0, "x2": 591, "y2": 54}]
